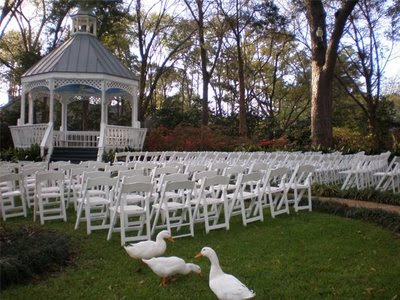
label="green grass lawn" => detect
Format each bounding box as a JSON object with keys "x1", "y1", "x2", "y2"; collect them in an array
[{"x1": 1, "y1": 208, "x2": 399, "y2": 299}]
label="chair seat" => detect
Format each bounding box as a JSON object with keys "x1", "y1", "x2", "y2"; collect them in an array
[
  {"x1": 40, "y1": 192, "x2": 63, "y2": 198},
  {"x1": 2, "y1": 190, "x2": 22, "y2": 197},
  {"x1": 267, "y1": 186, "x2": 285, "y2": 193},
  {"x1": 284, "y1": 183, "x2": 309, "y2": 189},
  {"x1": 77, "y1": 197, "x2": 110, "y2": 205},
  {"x1": 118, "y1": 205, "x2": 145, "y2": 214},
  {"x1": 41, "y1": 186, "x2": 62, "y2": 193},
  {"x1": 227, "y1": 191, "x2": 257, "y2": 200},
  {"x1": 190, "y1": 197, "x2": 223, "y2": 205},
  {"x1": 153, "y1": 201, "x2": 187, "y2": 210}
]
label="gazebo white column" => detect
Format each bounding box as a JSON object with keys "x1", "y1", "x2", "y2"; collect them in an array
[
  {"x1": 60, "y1": 97, "x2": 67, "y2": 131},
  {"x1": 28, "y1": 93, "x2": 34, "y2": 124},
  {"x1": 131, "y1": 88, "x2": 139, "y2": 128},
  {"x1": 20, "y1": 85, "x2": 26, "y2": 125},
  {"x1": 105, "y1": 97, "x2": 109, "y2": 124},
  {"x1": 49, "y1": 79, "x2": 55, "y2": 123},
  {"x1": 101, "y1": 80, "x2": 106, "y2": 125}
]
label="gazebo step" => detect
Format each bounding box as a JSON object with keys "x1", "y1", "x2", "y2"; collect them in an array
[{"x1": 50, "y1": 147, "x2": 98, "y2": 164}]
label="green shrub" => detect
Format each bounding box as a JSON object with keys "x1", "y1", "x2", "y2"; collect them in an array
[
  {"x1": 313, "y1": 200, "x2": 400, "y2": 233},
  {"x1": 0, "y1": 144, "x2": 41, "y2": 162},
  {"x1": 0, "y1": 225, "x2": 74, "y2": 290},
  {"x1": 312, "y1": 183, "x2": 400, "y2": 206}
]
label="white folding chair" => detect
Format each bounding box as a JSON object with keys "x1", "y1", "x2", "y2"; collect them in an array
[
  {"x1": 226, "y1": 172, "x2": 264, "y2": 226},
  {"x1": 374, "y1": 156, "x2": 400, "y2": 192},
  {"x1": 150, "y1": 166, "x2": 180, "y2": 192},
  {"x1": 151, "y1": 180, "x2": 195, "y2": 238},
  {"x1": 134, "y1": 161, "x2": 158, "y2": 176},
  {"x1": 108, "y1": 181, "x2": 154, "y2": 245},
  {"x1": 222, "y1": 165, "x2": 246, "y2": 192},
  {"x1": 184, "y1": 165, "x2": 208, "y2": 180},
  {"x1": 113, "y1": 151, "x2": 130, "y2": 164},
  {"x1": 105, "y1": 164, "x2": 129, "y2": 177},
  {"x1": 87, "y1": 161, "x2": 110, "y2": 171},
  {"x1": 190, "y1": 175, "x2": 230, "y2": 233},
  {"x1": 285, "y1": 165, "x2": 315, "y2": 212},
  {"x1": 34, "y1": 170, "x2": 67, "y2": 225},
  {"x1": 74, "y1": 176, "x2": 117, "y2": 235},
  {"x1": 0, "y1": 173, "x2": 27, "y2": 221},
  {"x1": 263, "y1": 167, "x2": 291, "y2": 218},
  {"x1": 21, "y1": 165, "x2": 47, "y2": 208}
]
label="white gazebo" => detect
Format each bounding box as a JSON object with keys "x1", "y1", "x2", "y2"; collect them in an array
[{"x1": 9, "y1": 7, "x2": 146, "y2": 161}]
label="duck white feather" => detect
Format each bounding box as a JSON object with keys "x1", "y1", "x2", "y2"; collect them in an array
[
  {"x1": 195, "y1": 246, "x2": 255, "y2": 300},
  {"x1": 142, "y1": 256, "x2": 201, "y2": 285},
  {"x1": 124, "y1": 230, "x2": 174, "y2": 260}
]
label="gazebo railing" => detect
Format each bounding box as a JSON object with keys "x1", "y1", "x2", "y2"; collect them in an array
[
  {"x1": 10, "y1": 124, "x2": 146, "y2": 162},
  {"x1": 103, "y1": 125, "x2": 147, "y2": 150},
  {"x1": 9, "y1": 123, "x2": 48, "y2": 149},
  {"x1": 53, "y1": 131, "x2": 99, "y2": 148}
]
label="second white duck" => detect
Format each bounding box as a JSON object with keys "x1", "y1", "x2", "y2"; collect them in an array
[
  {"x1": 195, "y1": 246, "x2": 255, "y2": 300},
  {"x1": 142, "y1": 256, "x2": 202, "y2": 285},
  {"x1": 124, "y1": 230, "x2": 174, "y2": 260}
]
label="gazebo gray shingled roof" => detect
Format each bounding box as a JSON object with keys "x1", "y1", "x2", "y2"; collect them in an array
[{"x1": 23, "y1": 34, "x2": 137, "y2": 81}]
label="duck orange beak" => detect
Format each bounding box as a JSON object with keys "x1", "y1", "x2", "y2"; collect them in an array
[
  {"x1": 167, "y1": 236, "x2": 175, "y2": 243},
  {"x1": 194, "y1": 252, "x2": 203, "y2": 259},
  {"x1": 198, "y1": 271, "x2": 203, "y2": 277}
]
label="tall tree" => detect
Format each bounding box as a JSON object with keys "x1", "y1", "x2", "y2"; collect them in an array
[
  {"x1": 217, "y1": 0, "x2": 255, "y2": 137},
  {"x1": 0, "y1": 0, "x2": 24, "y2": 39},
  {"x1": 304, "y1": 0, "x2": 358, "y2": 147},
  {"x1": 134, "y1": 0, "x2": 195, "y2": 122},
  {"x1": 336, "y1": 0, "x2": 399, "y2": 145},
  {"x1": 183, "y1": 0, "x2": 223, "y2": 126}
]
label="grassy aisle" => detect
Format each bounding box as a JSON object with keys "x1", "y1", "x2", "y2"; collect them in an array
[{"x1": 1, "y1": 209, "x2": 399, "y2": 299}]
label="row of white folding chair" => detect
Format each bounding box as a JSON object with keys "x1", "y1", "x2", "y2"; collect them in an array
[
  {"x1": 374, "y1": 156, "x2": 400, "y2": 193},
  {"x1": 340, "y1": 152, "x2": 390, "y2": 190},
  {"x1": 75, "y1": 163, "x2": 314, "y2": 243}
]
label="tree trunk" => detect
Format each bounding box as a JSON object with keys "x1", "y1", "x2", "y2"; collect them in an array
[
  {"x1": 311, "y1": 63, "x2": 333, "y2": 146},
  {"x1": 198, "y1": 1, "x2": 209, "y2": 126},
  {"x1": 138, "y1": 61, "x2": 147, "y2": 122},
  {"x1": 237, "y1": 36, "x2": 247, "y2": 137},
  {"x1": 305, "y1": 0, "x2": 358, "y2": 148}
]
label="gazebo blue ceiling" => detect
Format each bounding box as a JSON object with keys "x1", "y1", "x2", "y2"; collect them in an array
[
  {"x1": 23, "y1": 33, "x2": 137, "y2": 81},
  {"x1": 54, "y1": 84, "x2": 128, "y2": 96}
]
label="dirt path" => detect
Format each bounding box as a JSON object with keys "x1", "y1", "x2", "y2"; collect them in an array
[{"x1": 314, "y1": 196, "x2": 400, "y2": 215}]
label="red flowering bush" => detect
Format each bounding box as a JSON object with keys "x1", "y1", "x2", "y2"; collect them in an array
[
  {"x1": 258, "y1": 137, "x2": 289, "y2": 150},
  {"x1": 144, "y1": 125, "x2": 241, "y2": 151}
]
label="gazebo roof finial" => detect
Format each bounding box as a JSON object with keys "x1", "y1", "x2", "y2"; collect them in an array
[{"x1": 71, "y1": 2, "x2": 97, "y2": 36}]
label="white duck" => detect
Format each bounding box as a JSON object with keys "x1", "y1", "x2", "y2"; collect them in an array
[
  {"x1": 195, "y1": 246, "x2": 255, "y2": 300},
  {"x1": 124, "y1": 230, "x2": 174, "y2": 260},
  {"x1": 142, "y1": 256, "x2": 202, "y2": 285}
]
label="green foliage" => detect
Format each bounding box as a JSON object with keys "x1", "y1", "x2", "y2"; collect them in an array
[
  {"x1": 312, "y1": 183, "x2": 400, "y2": 206},
  {"x1": 0, "y1": 225, "x2": 73, "y2": 290},
  {"x1": 148, "y1": 97, "x2": 202, "y2": 130},
  {"x1": 313, "y1": 200, "x2": 400, "y2": 233},
  {"x1": 0, "y1": 100, "x2": 20, "y2": 151},
  {"x1": 0, "y1": 144, "x2": 41, "y2": 162},
  {"x1": 332, "y1": 127, "x2": 378, "y2": 154}
]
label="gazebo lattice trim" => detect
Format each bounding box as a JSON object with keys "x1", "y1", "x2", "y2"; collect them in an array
[
  {"x1": 25, "y1": 80, "x2": 49, "y2": 92},
  {"x1": 55, "y1": 78, "x2": 103, "y2": 90},
  {"x1": 105, "y1": 80, "x2": 134, "y2": 94}
]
